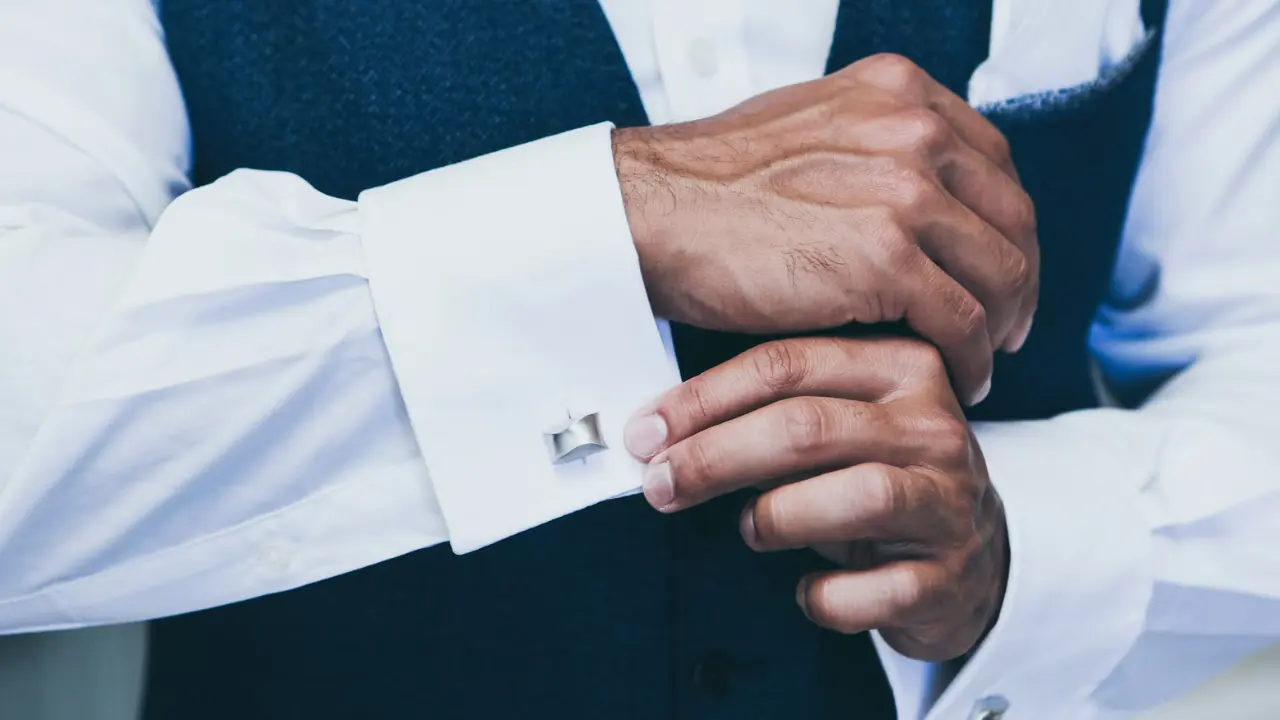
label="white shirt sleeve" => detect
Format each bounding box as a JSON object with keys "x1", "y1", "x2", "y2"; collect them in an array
[
  {"x1": 0, "y1": 0, "x2": 676, "y2": 634},
  {"x1": 874, "y1": 1, "x2": 1280, "y2": 718}
]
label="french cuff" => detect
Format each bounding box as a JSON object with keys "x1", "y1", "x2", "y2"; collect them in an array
[
  {"x1": 873, "y1": 411, "x2": 1165, "y2": 720},
  {"x1": 359, "y1": 123, "x2": 680, "y2": 553}
]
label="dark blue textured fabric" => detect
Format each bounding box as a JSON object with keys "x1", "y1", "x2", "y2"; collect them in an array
[{"x1": 146, "y1": 1, "x2": 1168, "y2": 718}]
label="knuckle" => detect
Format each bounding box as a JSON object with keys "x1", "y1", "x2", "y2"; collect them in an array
[
  {"x1": 1001, "y1": 248, "x2": 1033, "y2": 303},
  {"x1": 751, "y1": 340, "x2": 810, "y2": 394},
  {"x1": 890, "y1": 574, "x2": 930, "y2": 612},
  {"x1": 781, "y1": 398, "x2": 836, "y2": 455},
  {"x1": 672, "y1": 441, "x2": 716, "y2": 501},
  {"x1": 860, "y1": 53, "x2": 924, "y2": 93},
  {"x1": 864, "y1": 210, "x2": 918, "y2": 272},
  {"x1": 1012, "y1": 190, "x2": 1038, "y2": 240},
  {"x1": 956, "y1": 296, "x2": 988, "y2": 340},
  {"x1": 859, "y1": 462, "x2": 903, "y2": 515},
  {"x1": 677, "y1": 377, "x2": 719, "y2": 426},
  {"x1": 883, "y1": 337, "x2": 946, "y2": 382},
  {"x1": 917, "y1": 410, "x2": 971, "y2": 460},
  {"x1": 989, "y1": 131, "x2": 1013, "y2": 166},
  {"x1": 903, "y1": 338, "x2": 946, "y2": 373},
  {"x1": 804, "y1": 578, "x2": 846, "y2": 629},
  {"x1": 892, "y1": 166, "x2": 943, "y2": 214},
  {"x1": 896, "y1": 107, "x2": 951, "y2": 155}
]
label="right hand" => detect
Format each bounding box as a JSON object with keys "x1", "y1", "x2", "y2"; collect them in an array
[{"x1": 614, "y1": 53, "x2": 1038, "y2": 404}]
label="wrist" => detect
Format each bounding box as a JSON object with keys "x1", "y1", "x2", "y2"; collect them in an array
[{"x1": 612, "y1": 126, "x2": 680, "y2": 318}]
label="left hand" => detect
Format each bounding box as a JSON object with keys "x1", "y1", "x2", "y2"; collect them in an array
[{"x1": 624, "y1": 336, "x2": 1008, "y2": 661}]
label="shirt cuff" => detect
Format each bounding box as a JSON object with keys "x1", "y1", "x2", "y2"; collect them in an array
[
  {"x1": 358, "y1": 123, "x2": 680, "y2": 553},
  {"x1": 873, "y1": 411, "x2": 1166, "y2": 720}
]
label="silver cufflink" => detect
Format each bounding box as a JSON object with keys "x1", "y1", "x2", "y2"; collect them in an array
[
  {"x1": 544, "y1": 411, "x2": 608, "y2": 464},
  {"x1": 969, "y1": 695, "x2": 1010, "y2": 720}
]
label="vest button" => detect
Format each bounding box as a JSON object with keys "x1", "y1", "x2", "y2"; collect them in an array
[{"x1": 692, "y1": 651, "x2": 735, "y2": 698}]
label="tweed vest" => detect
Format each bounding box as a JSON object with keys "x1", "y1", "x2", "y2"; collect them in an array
[{"x1": 147, "y1": 1, "x2": 1169, "y2": 718}]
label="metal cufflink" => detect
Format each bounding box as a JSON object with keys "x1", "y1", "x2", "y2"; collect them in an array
[{"x1": 544, "y1": 411, "x2": 608, "y2": 464}]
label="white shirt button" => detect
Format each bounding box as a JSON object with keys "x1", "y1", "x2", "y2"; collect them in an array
[
  {"x1": 687, "y1": 37, "x2": 720, "y2": 79},
  {"x1": 969, "y1": 695, "x2": 1010, "y2": 719}
]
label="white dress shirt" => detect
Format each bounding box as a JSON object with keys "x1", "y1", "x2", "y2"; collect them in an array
[{"x1": 0, "y1": 0, "x2": 1276, "y2": 717}]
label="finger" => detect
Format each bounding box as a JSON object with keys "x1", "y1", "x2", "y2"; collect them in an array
[
  {"x1": 919, "y1": 76, "x2": 1020, "y2": 181},
  {"x1": 644, "y1": 397, "x2": 911, "y2": 511},
  {"x1": 936, "y1": 144, "x2": 1039, "y2": 351},
  {"x1": 898, "y1": 255, "x2": 993, "y2": 405},
  {"x1": 906, "y1": 76, "x2": 1039, "y2": 350},
  {"x1": 623, "y1": 337, "x2": 916, "y2": 460},
  {"x1": 797, "y1": 561, "x2": 950, "y2": 637},
  {"x1": 915, "y1": 185, "x2": 1031, "y2": 353},
  {"x1": 741, "y1": 464, "x2": 939, "y2": 551}
]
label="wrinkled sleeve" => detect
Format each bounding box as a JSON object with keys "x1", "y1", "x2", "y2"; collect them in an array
[{"x1": 0, "y1": 0, "x2": 676, "y2": 634}]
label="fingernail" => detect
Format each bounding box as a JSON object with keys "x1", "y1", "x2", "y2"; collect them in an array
[
  {"x1": 739, "y1": 498, "x2": 760, "y2": 549},
  {"x1": 795, "y1": 578, "x2": 811, "y2": 617},
  {"x1": 1005, "y1": 313, "x2": 1034, "y2": 353},
  {"x1": 970, "y1": 374, "x2": 992, "y2": 405},
  {"x1": 643, "y1": 461, "x2": 675, "y2": 510},
  {"x1": 625, "y1": 413, "x2": 668, "y2": 459}
]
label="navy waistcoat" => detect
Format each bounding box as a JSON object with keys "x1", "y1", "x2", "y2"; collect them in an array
[{"x1": 147, "y1": 1, "x2": 1169, "y2": 718}]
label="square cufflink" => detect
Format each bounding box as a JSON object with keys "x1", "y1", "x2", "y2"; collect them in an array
[{"x1": 544, "y1": 412, "x2": 608, "y2": 464}]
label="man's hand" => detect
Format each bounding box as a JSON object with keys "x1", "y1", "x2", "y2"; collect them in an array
[
  {"x1": 615, "y1": 53, "x2": 1038, "y2": 403},
  {"x1": 623, "y1": 336, "x2": 1008, "y2": 661}
]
